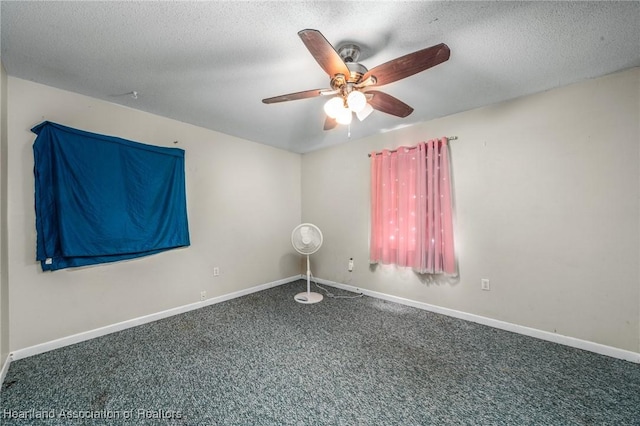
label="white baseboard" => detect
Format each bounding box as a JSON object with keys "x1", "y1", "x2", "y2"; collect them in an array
[
  {"x1": 11, "y1": 274, "x2": 636, "y2": 366},
  {"x1": 314, "y1": 277, "x2": 640, "y2": 364},
  {"x1": 10, "y1": 275, "x2": 301, "y2": 361},
  {"x1": 0, "y1": 352, "x2": 11, "y2": 390}
]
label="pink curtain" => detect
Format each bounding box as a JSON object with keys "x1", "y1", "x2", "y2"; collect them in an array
[{"x1": 370, "y1": 138, "x2": 455, "y2": 274}]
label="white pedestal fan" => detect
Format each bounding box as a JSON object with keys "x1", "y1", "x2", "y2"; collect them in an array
[{"x1": 291, "y1": 223, "x2": 324, "y2": 304}]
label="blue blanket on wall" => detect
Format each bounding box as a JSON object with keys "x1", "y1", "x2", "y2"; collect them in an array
[{"x1": 32, "y1": 121, "x2": 190, "y2": 271}]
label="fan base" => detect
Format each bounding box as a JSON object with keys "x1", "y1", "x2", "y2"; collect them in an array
[{"x1": 294, "y1": 292, "x2": 323, "y2": 304}]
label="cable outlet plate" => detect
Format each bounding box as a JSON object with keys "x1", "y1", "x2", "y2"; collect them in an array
[
  {"x1": 481, "y1": 278, "x2": 490, "y2": 291},
  {"x1": 200, "y1": 291, "x2": 207, "y2": 301}
]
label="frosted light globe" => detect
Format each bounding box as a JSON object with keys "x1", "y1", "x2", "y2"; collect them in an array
[
  {"x1": 323, "y1": 97, "x2": 343, "y2": 119},
  {"x1": 347, "y1": 91, "x2": 367, "y2": 113},
  {"x1": 335, "y1": 106, "x2": 353, "y2": 125}
]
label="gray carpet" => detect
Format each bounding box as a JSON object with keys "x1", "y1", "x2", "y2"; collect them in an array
[{"x1": 1, "y1": 279, "x2": 639, "y2": 425}]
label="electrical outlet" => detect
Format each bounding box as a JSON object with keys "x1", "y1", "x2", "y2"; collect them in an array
[
  {"x1": 348, "y1": 258, "x2": 354, "y2": 272},
  {"x1": 200, "y1": 291, "x2": 207, "y2": 301},
  {"x1": 213, "y1": 267, "x2": 220, "y2": 276},
  {"x1": 481, "y1": 278, "x2": 490, "y2": 291}
]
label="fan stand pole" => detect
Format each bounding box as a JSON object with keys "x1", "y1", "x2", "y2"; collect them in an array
[
  {"x1": 294, "y1": 255, "x2": 323, "y2": 304},
  {"x1": 306, "y1": 255, "x2": 311, "y2": 293}
]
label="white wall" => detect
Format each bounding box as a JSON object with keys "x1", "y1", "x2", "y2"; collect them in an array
[
  {"x1": 7, "y1": 77, "x2": 301, "y2": 351},
  {"x1": 302, "y1": 68, "x2": 640, "y2": 353},
  {"x1": 5, "y1": 68, "x2": 639, "y2": 357},
  {"x1": 0, "y1": 62, "x2": 9, "y2": 365}
]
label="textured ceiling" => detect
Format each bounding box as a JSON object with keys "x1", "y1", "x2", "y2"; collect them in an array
[{"x1": 1, "y1": 1, "x2": 639, "y2": 153}]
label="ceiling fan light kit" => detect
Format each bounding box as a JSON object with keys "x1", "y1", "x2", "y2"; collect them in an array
[{"x1": 263, "y1": 29, "x2": 450, "y2": 131}]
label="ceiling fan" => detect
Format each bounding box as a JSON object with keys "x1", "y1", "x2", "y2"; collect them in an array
[{"x1": 262, "y1": 29, "x2": 450, "y2": 130}]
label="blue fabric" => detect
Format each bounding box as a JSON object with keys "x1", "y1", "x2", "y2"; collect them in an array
[{"x1": 32, "y1": 121, "x2": 190, "y2": 271}]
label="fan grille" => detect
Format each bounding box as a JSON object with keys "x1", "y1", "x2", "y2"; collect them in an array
[{"x1": 291, "y1": 223, "x2": 323, "y2": 255}]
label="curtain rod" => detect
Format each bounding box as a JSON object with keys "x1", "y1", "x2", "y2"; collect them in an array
[{"x1": 367, "y1": 136, "x2": 458, "y2": 157}]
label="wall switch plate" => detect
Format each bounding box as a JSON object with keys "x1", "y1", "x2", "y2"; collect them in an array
[{"x1": 481, "y1": 278, "x2": 490, "y2": 291}]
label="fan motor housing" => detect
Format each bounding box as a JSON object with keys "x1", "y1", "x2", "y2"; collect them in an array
[{"x1": 346, "y1": 62, "x2": 368, "y2": 83}]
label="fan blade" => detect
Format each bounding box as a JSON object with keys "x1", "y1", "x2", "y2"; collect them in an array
[
  {"x1": 262, "y1": 88, "x2": 332, "y2": 104},
  {"x1": 323, "y1": 116, "x2": 338, "y2": 131},
  {"x1": 298, "y1": 29, "x2": 351, "y2": 78},
  {"x1": 367, "y1": 90, "x2": 414, "y2": 117},
  {"x1": 362, "y1": 43, "x2": 450, "y2": 87}
]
